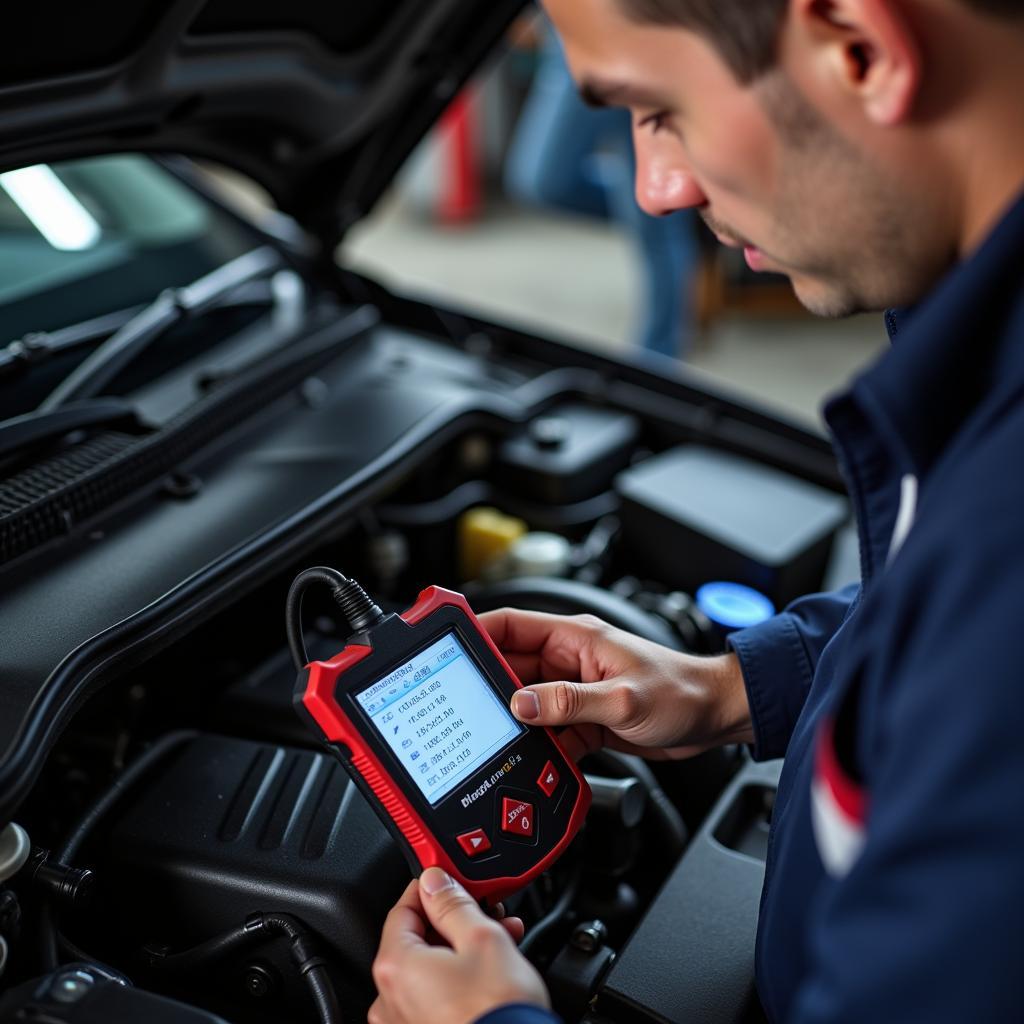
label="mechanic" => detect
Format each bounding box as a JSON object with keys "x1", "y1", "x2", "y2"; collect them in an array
[{"x1": 368, "y1": 0, "x2": 1024, "y2": 1021}]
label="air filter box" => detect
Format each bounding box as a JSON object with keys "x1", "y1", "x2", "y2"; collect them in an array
[
  {"x1": 616, "y1": 446, "x2": 848, "y2": 608},
  {"x1": 103, "y1": 734, "x2": 407, "y2": 1019}
]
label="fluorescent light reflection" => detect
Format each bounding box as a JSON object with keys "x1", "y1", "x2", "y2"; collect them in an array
[{"x1": 0, "y1": 165, "x2": 102, "y2": 251}]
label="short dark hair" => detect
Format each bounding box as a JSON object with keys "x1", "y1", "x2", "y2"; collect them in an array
[{"x1": 616, "y1": 0, "x2": 1023, "y2": 83}]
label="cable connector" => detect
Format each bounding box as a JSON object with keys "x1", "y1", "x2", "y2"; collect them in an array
[
  {"x1": 286, "y1": 566, "x2": 386, "y2": 669},
  {"x1": 328, "y1": 576, "x2": 385, "y2": 634}
]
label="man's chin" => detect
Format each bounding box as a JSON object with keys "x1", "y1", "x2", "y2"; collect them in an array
[{"x1": 788, "y1": 275, "x2": 868, "y2": 319}]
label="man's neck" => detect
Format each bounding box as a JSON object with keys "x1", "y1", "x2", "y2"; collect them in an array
[{"x1": 945, "y1": 16, "x2": 1024, "y2": 255}]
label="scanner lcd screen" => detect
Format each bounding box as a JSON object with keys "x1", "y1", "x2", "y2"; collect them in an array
[{"x1": 355, "y1": 632, "x2": 523, "y2": 805}]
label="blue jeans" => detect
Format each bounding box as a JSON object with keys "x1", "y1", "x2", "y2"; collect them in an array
[{"x1": 505, "y1": 29, "x2": 697, "y2": 357}]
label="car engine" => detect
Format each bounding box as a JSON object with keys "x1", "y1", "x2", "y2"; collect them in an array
[{"x1": 0, "y1": 331, "x2": 853, "y2": 1023}]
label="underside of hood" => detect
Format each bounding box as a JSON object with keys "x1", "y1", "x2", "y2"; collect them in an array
[{"x1": 1, "y1": 0, "x2": 525, "y2": 246}]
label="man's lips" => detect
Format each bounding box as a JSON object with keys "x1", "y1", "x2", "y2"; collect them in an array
[
  {"x1": 704, "y1": 218, "x2": 769, "y2": 271},
  {"x1": 711, "y1": 231, "x2": 767, "y2": 271}
]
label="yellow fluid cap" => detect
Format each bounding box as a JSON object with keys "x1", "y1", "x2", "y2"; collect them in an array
[{"x1": 458, "y1": 506, "x2": 528, "y2": 581}]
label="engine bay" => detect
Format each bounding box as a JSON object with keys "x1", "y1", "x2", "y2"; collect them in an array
[{"x1": 0, "y1": 303, "x2": 855, "y2": 1023}]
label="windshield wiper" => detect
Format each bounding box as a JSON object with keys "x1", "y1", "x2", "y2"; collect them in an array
[
  {"x1": 39, "y1": 246, "x2": 286, "y2": 412},
  {"x1": 1, "y1": 273, "x2": 283, "y2": 385},
  {"x1": 0, "y1": 307, "x2": 146, "y2": 383},
  {"x1": 0, "y1": 399, "x2": 140, "y2": 461}
]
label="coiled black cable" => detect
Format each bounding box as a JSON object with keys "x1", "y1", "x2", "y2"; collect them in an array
[
  {"x1": 286, "y1": 566, "x2": 385, "y2": 670},
  {"x1": 147, "y1": 911, "x2": 342, "y2": 1024}
]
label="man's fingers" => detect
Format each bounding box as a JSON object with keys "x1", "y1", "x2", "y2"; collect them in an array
[
  {"x1": 486, "y1": 905, "x2": 524, "y2": 942},
  {"x1": 478, "y1": 608, "x2": 563, "y2": 652},
  {"x1": 479, "y1": 608, "x2": 598, "y2": 658},
  {"x1": 556, "y1": 722, "x2": 606, "y2": 762},
  {"x1": 511, "y1": 677, "x2": 634, "y2": 730},
  {"x1": 500, "y1": 915, "x2": 526, "y2": 944},
  {"x1": 417, "y1": 867, "x2": 505, "y2": 953},
  {"x1": 502, "y1": 651, "x2": 543, "y2": 685},
  {"x1": 377, "y1": 878, "x2": 428, "y2": 965}
]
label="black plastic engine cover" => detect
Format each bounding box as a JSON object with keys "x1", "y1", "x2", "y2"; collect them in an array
[{"x1": 104, "y1": 734, "x2": 407, "y2": 985}]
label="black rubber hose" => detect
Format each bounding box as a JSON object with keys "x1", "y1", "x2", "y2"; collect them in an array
[
  {"x1": 145, "y1": 920, "x2": 254, "y2": 973},
  {"x1": 58, "y1": 731, "x2": 198, "y2": 864},
  {"x1": 267, "y1": 916, "x2": 342, "y2": 1024},
  {"x1": 518, "y1": 869, "x2": 581, "y2": 959},
  {"x1": 464, "y1": 577, "x2": 681, "y2": 651},
  {"x1": 37, "y1": 730, "x2": 199, "y2": 972},
  {"x1": 592, "y1": 751, "x2": 688, "y2": 858},
  {"x1": 376, "y1": 481, "x2": 618, "y2": 531}
]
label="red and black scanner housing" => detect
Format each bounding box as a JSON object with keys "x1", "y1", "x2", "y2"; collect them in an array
[{"x1": 294, "y1": 586, "x2": 590, "y2": 904}]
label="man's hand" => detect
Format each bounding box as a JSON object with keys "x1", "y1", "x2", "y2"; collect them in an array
[
  {"x1": 369, "y1": 868, "x2": 549, "y2": 1024},
  {"x1": 480, "y1": 609, "x2": 754, "y2": 761}
]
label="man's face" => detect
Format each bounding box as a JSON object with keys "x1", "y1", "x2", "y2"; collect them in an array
[{"x1": 544, "y1": 0, "x2": 951, "y2": 317}]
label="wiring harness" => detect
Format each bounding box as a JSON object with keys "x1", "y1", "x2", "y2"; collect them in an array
[{"x1": 147, "y1": 912, "x2": 342, "y2": 1024}]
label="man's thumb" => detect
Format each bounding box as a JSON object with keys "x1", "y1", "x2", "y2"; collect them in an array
[
  {"x1": 511, "y1": 679, "x2": 619, "y2": 728},
  {"x1": 418, "y1": 868, "x2": 496, "y2": 951}
]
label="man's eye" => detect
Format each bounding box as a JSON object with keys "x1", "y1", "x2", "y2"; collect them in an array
[{"x1": 637, "y1": 111, "x2": 670, "y2": 135}]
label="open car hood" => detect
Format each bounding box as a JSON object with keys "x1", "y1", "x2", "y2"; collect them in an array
[{"x1": 0, "y1": 0, "x2": 524, "y2": 245}]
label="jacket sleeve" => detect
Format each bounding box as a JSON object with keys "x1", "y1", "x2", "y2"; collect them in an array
[
  {"x1": 791, "y1": 541, "x2": 1024, "y2": 1022},
  {"x1": 728, "y1": 583, "x2": 859, "y2": 761},
  {"x1": 475, "y1": 1005, "x2": 562, "y2": 1024}
]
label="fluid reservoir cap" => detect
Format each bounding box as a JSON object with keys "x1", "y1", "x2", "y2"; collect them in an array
[
  {"x1": 696, "y1": 582, "x2": 775, "y2": 633},
  {"x1": 508, "y1": 532, "x2": 572, "y2": 578},
  {"x1": 528, "y1": 416, "x2": 570, "y2": 450}
]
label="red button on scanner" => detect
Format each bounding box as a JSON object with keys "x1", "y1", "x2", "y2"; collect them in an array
[
  {"x1": 537, "y1": 760, "x2": 560, "y2": 798},
  {"x1": 501, "y1": 797, "x2": 535, "y2": 838},
  {"x1": 456, "y1": 828, "x2": 492, "y2": 857}
]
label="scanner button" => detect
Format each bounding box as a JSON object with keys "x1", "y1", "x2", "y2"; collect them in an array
[
  {"x1": 537, "y1": 760, "x2": 560, "y2": 798},
  {"x1": 456, "y1": 828, "x2": 492, "y2": 857},
  {"x1": 501, "y1": 797, "x2": 535, "y2": 838}
]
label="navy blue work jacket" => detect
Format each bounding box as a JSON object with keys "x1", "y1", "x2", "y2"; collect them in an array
[{"x1": 480, "y1": 190, "x2": 1024, "y2": 1024}]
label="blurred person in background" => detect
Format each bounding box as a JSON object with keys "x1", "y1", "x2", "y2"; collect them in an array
[{"x1": 505, "y1": 11, "x2": 698, "y2": 358}]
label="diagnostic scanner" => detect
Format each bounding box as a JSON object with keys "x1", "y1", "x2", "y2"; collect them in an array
[{"x1": 292, "y1": 574, "x2": 590, "y2": 904}]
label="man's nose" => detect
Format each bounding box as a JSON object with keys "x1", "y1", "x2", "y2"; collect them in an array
[{"x1": 635, "y1": 151, "x2": 706, "y2": 217}]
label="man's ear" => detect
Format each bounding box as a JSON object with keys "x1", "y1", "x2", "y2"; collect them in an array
[{"x1": 790, "y1": 0, "x2": 922, "y2": 125}]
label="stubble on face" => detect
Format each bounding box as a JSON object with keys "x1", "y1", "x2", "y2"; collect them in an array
[{"x1": 743, "y1": 74, "x2": 949, "y2": 317}]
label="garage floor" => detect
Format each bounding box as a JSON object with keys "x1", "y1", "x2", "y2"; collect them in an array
[{"x1": 344, "y1": 197, "x2": 887, "y2": 432}]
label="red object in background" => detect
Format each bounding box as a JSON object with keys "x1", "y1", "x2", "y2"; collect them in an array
[{"x1": 438, "y1": 91, "x2": 480, "y2": 224}]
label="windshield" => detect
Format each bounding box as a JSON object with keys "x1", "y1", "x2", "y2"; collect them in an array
[{"x1": 0, "y1": 154, "x2": 260, "y2": 344}]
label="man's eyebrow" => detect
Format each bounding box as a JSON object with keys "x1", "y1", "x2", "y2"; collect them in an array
[
  {"x1": 579, "y1": 78, "x2": 671, "y2": 110},
  {"x1": 580, "y1": 82, "x2": 612, "y2": 108}
]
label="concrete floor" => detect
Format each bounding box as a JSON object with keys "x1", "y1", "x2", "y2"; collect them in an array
[{"x1": 344, "y1": 197, "x2": 887, "y2": 431}]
